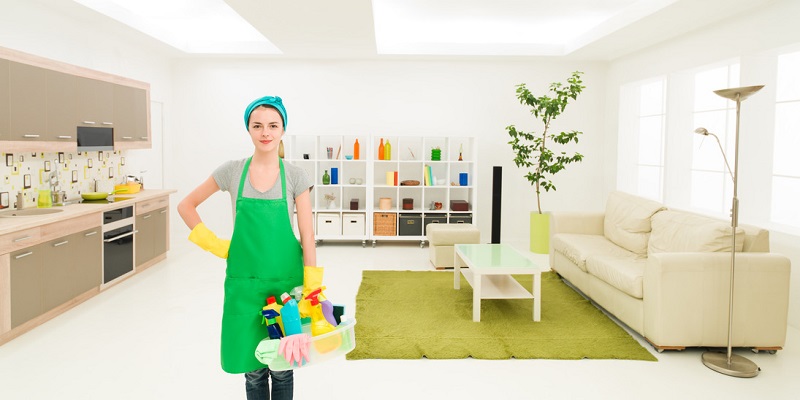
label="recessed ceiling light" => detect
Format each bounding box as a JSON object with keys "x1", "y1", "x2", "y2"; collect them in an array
[
  {"x1": 73, "y1": 0, "x2": 281, "y2": 54},
  {"x1": 371, "y1": 0, "x2": 675, "y2": 56}
]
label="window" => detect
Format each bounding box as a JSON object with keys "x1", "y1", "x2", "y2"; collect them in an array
[
  {"x1": 772, "y1": 51, "x2": 800, "y2": 228},
  {"x1": 636, "y1": 80, "x2": 667, "y2": 201},
  {"x1": 690, "y1": 63, "x2": 740, "y2": 215},
  {"x1": 616, "y1": 77, "x2": 666, "y2": 202}
]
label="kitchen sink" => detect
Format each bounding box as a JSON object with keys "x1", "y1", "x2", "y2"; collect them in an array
[{"x1": 0, "y1": 208, "x2": 65, "y2": 217}]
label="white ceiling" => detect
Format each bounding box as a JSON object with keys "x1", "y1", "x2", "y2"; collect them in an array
[{"x1": 64, "y1": 0, "x2": 775, "y2": 60}]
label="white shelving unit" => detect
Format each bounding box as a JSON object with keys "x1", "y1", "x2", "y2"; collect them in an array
[
  {"x1": 284, "y1": 135, "x2": 370, "y2": 246},
  {"x1": 370, "y1": 136, "x2": 476, "y2": 247},
  {"x1": 284, "y1": 135, "x2": 476, "y2": 247}
]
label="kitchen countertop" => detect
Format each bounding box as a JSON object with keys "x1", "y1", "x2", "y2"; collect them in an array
[{"x1": 0, "y1": 189, "x2": 177, "y2": 236}]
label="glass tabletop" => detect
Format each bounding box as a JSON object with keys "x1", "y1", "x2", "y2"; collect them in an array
[{"x1": 455, "y1": 243, "x2": 544, "y2": 271}]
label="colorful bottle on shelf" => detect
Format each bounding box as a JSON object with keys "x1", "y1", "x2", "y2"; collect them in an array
[
  {"x1": 322, "y1": 169, "x2": 330, "y2": 185},
  {"x1": 378, "y1": 138, "x2": 384, "y2": 160},
  {"x1": 280, "y1": 292, "x2": 303, "y2": 336},
  {"x1": 384, "y1": 139, "x2": 391, "y2": 160},
  {"x1": 354, "y1": 139, "x2": 360, "y2": 160},
  {"x1": 262, "y1": 296, "x2": 284, "y2": 333}
]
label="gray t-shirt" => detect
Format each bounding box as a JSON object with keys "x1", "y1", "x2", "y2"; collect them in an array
[{"x1": 213, "y1": 158, "x2": 313, "y2": 224}]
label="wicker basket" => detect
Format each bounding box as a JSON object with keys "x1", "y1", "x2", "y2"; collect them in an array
[{"x1": 373, "y1": 212, "x2": 397, "y2": 236}]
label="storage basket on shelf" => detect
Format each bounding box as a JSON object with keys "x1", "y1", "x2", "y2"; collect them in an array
[{"x1": 373, "y1": 212, "x2": 397, "y2": 236}]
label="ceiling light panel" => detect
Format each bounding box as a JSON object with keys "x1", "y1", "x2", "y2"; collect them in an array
[
  {"x1": 372, "y1": 0, "x2": 659, "y2": 56},
  {"x1": 73, "y1": 0, "x2": 281, "y2": 54}
]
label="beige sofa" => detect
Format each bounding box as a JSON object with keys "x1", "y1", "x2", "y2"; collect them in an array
[{"x1": 550, "y1": 191, "x2": 791, "y2": 352}]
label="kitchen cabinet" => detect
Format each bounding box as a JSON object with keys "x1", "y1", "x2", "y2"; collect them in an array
[
  {"x1": 8, "y1": 61, "x2": 47, "y2": 141},
  {"x1": 136, "y1": 206, "x2": 168, "y2": 267},
  {"x1": 45, "y1": 70, "x2": 78, "y2": 143},
  {"x1": 10, "y1": 245, "x2": 44, "y2": 329},
  {"x1": 0, "y1": 59, "x2": 9, "y2": 140},
  {"x1": 10, "y1": 227, "x2": 102, "y2": 329},
  {"x1": 1, "y1": 47, "x2": 152, "y2": 151},
  {"x1": 76, "y1": 77, "x2": 114, "y2": 128},
  {"x1": 113, "y1": 84, "x2": 149, "y2": 149},
  {"x1": 73, "y1": 228, "x2": 102, "y2": 295}
]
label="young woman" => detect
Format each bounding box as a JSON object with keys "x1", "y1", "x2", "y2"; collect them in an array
[{"x1": 177, "y1": 96, "x2": 315, "y2": 400}]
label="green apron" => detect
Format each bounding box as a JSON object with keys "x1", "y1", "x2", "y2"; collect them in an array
[{"x1": 221, "y1": 157, "x2": 304, "y2": 374}]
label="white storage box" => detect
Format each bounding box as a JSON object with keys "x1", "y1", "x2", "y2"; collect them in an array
[
  {"x1": 316, "y1": 213, "x2": 341, "y2": 236},
  {"x1": 342, "y1": 213, "x2": 365, "y2": 236}
]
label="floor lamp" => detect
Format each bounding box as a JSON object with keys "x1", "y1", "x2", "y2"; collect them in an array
[{"x1": 694, "y1": 84, "x2": 764, "y2": 378}]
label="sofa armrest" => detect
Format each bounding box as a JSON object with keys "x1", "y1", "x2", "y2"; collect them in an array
[
  {"x1": 643, "y1": 252, "x2": 791, "y2": 348},
  {"x1": 551, "y1": 212, "x2": 604, "y2": 235}
]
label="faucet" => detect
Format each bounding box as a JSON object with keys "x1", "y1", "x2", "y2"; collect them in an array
[{"x1": 16, "y1": 191, "x2": 25, "y2": 210}]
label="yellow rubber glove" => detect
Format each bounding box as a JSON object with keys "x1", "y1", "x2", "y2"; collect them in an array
[
  {"x1": 188, "y1": 222, "x2": 231, "y2": 259},
  {"x1": 299, "y1": 266, "x2": 325, "y2": 318}
]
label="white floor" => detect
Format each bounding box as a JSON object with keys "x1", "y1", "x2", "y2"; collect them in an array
[{"x1": 1, "y1": 239, "x2": 799, "y2": 400}]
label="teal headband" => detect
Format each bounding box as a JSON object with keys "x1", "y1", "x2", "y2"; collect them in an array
[{"x1": 244, "y1": 96, "x2": 287, "y2": 130}]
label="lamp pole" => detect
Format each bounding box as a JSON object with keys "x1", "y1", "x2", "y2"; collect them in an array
[{"x1": 700, "y1": 85, "x2": 764, "y2": 378}]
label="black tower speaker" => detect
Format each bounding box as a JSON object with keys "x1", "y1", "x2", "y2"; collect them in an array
[{"x1": 491, "y1": 166, "x2": 502, "y2": 244}]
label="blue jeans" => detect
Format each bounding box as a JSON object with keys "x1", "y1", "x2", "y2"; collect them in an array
[{"x1": 245, "y1": 368, "x2": 293, "y2": 400}]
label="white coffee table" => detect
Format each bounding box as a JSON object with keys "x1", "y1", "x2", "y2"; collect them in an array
[{"x1": 454, "y1": 243, "x2": 550, "y2": 322}]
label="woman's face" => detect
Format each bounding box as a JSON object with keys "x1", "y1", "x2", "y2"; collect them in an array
[{"x1": 248, "y1": 106, "x2": 284, "y2": 153}]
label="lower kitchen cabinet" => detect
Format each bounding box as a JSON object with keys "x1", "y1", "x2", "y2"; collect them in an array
[
  {"x1": 135, "y1": 207, "x2": 168, "y2": 267},
  {"x1": 73, "y1": 228, "x2": 102, "y2": 295},
  {"x1": 9, "y1": 227, "x2": 102, "y2": 329},
  {"x1": 10, "y1": 245, "x2": 44, "y2": 329}
]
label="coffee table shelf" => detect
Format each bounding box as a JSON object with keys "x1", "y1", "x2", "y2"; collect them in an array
[{"x1": 454, "y1": 244, "x2": 549, "y2": 322}]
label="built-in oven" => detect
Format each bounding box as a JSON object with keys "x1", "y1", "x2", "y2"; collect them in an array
[{"x1": 102, "y1": 205, "x2": 136, "y2": 286}]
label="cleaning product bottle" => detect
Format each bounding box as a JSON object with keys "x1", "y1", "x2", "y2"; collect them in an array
[
  {"x1": 306, "y1": 288, "x2": 341, "y2": 353},
  {"x1": 262, "y1": 296, "x2": 284, "y2": 333},
  {"x1": 320, "y1": 299, "x2": 338, "y2": 327},
  {"x1": 306, "y1": 289, "x2": 335, "y2": 336},
  {"x1": 354, "y1": 138, "x2": 360, "y2": 160},
  {"x1": 378, "y1": 138, "x2": 384, "y2": 160},
  {"x1": 261, "y1": 309, "x2": 284, "y2": 339},
  {"x1": 384, "y1": 139, "x2": 391, "y2": 160},
  {"x1": 280, "y1": 292, "x2": 303, "y2": 336}
]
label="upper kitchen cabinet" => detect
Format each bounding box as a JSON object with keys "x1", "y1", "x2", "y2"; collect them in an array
[
  {"x1": 1, "y1": 46, "x2": 152, "y2": 152},
  {"x1": 76, "y1": 77, "x2": 114, "y2": 128},
  {"x1": 45, "y1": 70, "x2": 78, "y2": 149},
  {"x1": 113, "y1": 84, "x2": 150, "y2": 150},
  {"x1": 8, "y1": 61, "x2": 47, "y2": 142},
  {"x1": 0, "y1": 60, "x2": 9, "y2": 140}
]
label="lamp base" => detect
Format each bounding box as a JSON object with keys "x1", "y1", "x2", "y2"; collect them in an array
[{"x1": 702, "y1": 351, "x2": 760, "y2": 378}]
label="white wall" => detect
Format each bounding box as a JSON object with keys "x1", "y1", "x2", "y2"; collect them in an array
[
  {"x1": 605, "y1": 0, "x2": 800, "y2": 328},
  {"x1": 167, "y1": 58, "x2": 607, "y2": 248}
]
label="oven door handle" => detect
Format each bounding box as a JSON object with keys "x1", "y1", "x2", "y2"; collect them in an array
[{"x1": 104, "y1": 230, "x2": 138, "y2": 243}]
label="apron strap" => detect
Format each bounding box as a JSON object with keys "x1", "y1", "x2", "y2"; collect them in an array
[{"x1": 236, "y1": 157, "x2": 288, "y2": 201}]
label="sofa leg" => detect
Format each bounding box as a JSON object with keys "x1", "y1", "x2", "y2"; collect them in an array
[
  {"x1": 645, "y1": 338, "x2": 685, "y2": 353},
  {"x1": 752, "y1": 347, "x2": 781, "y2": 354}
]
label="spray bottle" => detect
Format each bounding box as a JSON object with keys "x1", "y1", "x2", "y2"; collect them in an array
[
  {"x1": 305, "y1": 288, "x2": 341, "y2": 353},
  {"x1": 261, "y1": 309, "x2": 284, "y2": 340},
  {"x1": 280, "y1": 292, "x2": 303, "y2": 336},
  {"x1": 262, "y1": 296, "x2": 284, "y2": 333}
]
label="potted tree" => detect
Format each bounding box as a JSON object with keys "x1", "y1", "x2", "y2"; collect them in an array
[{"x1": 506, "y1": 71, "x2": 586, "y2": 253}]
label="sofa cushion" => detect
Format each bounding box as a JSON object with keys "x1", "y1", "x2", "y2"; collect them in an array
[
  {"x1": 552, "y1": 233, "x2": 640, "y2": 272},
  {"x1": 586, "y1": 256, "x2": 646, "y2": 299},
  {"x1": 603, "y1": 191, "x2": 666, "y2": 256},
  {"x1": 649, "y1": 210, "x2": 745, "y2": 254}
]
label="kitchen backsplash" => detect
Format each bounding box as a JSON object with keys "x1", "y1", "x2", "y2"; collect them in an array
[{"x1": 0, "y1": 150, "x2": 132, "y2": 209}]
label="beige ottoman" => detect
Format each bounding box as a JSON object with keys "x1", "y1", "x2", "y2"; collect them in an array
[{"x1": 426, "y1": 223, "x2": 480, "y2": 269}]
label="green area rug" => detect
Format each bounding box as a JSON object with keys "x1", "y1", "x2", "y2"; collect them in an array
[{"x1": 347, "y1": 270, "x2": 657, "y2": 361}]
